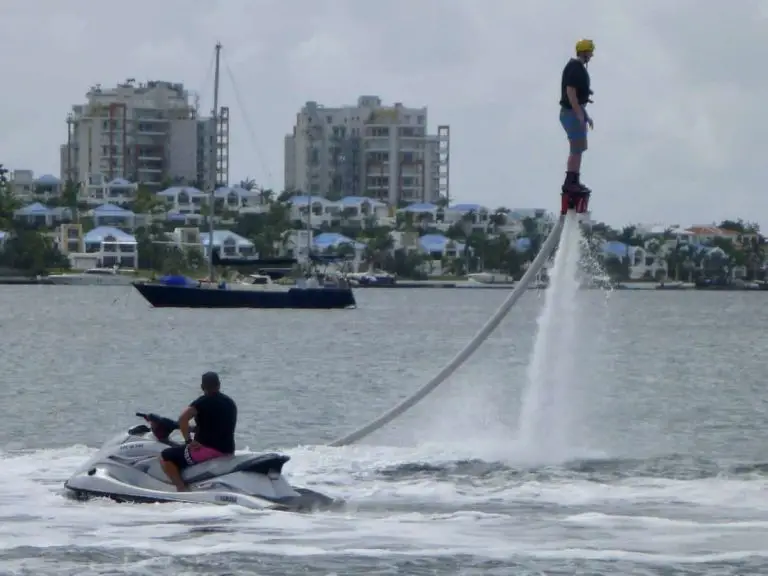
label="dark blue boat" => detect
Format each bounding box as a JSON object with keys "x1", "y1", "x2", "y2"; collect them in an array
[
  {"x1": 132, "y1": 279, "x2": 356, "y2": 309},
  {"x1": 132, "y1": 253, "x2": 356, "y2": 310}
]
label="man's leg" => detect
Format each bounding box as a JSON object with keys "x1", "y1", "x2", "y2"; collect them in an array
[
  {"x1": 559, "y1": 109, "x2": 590, "y2": 194},
  {"x1": 160, "y1": 446, "x2": 190, "y2": 492}
]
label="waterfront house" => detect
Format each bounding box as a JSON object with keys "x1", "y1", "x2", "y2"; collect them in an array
[
  {"x1": 398, "y1": 202, "x2": 440, "y2": 224},
  {"x1": 213, "y1": 186, "x2": 263, "y2": 212},
  {"x1": 89, "y1": 203, "x2": 136, "y2": 229},
  {"x1": 601, "y1": 240, "x2": 668, "y2": 280},
  {"x1": 66, "y1": 225, "x2": 137, "y2": 270},
  {"x1": 287, "y1": 195, "x2": 337, "y2": 227},
  {"x1": 200, "y1": 230, "x2": 255, "y2": 257},
  {"x1": 165, "y1": 210, "x2": 205, "y2": 226},
  {"x1": 685, "y1": 225, "x2": 759, "y2": 250},
  {"x1": 82, "y1": 175, "x2": 138, "y2": 205},
  {"x1": 34, "y1": 174, "x2": 62, "y2": 202},
  {"x1": 314, "y1": 232, "x2": 366, "y2": 252},
  {"x1": 335, "y1": 196, "x2": 390, "y2": 226},
  {"x1": 9, "y1": 170, "x2": 35, "y2": 201},
  {"x1": 444, "y1": 203, "x2": 490, "y2": 229},
  {"x1": 13, "y1": 203, "x2": 71, "y2": 227},
  {"x1": 418, "y1": 234, "x2": 465, "y2": 258},
  {"x1": 53, "y1": 223, "x2": 84, "y2": 254},
  {"x1": 156, "y1": 186, "x2": 207, "y2": 217},
  {"x1": 168, "y1": 227, "x2": 202, "y2": 249}
]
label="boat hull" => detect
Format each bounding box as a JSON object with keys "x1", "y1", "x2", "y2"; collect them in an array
[
  {"x1": 133, "y1": 282, "x2": 356, "y2": 309},
  {"x1": 48, "y1": 275, "x2": 137, "y2": 286}
]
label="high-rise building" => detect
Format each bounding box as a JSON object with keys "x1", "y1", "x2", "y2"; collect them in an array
[
  {"x1": 284, "y1": 95, "x2": 450, "y2": 205},
  {"x1": 60, "y1": 80, "x2": 229, "y2": 190}
]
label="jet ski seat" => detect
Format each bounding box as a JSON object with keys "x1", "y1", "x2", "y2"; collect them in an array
[{"x1": 181, "y1": 452, "x2": 290, "y2": 484}]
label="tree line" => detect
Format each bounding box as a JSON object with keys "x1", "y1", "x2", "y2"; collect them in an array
[{"x1": 0, "y1": 168, "x2": 763, "y2": 280}]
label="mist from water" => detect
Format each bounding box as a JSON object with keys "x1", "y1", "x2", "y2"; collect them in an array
[{"x1": 517, "y1": 214, "x2": 585, "y2": 461}]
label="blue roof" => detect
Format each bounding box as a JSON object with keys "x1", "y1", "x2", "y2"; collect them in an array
[
  {"x1": 15, "y1": 202, "x2": 52, "y2": 216},
  {"x1": 403, "y1": 202, "x2": 438, "y2": 212},
  {"x1": 35, "y1": 174, "x2": 60, "y2": 185},
  {"x1": 107, "y1": 178, "x2": 134, "y2": 187},
  {"x1": 84, "y1": 226, "x2": 136, "y2": 243},
  {"x1": 313, "y1": 232, "x2": 366, "y2": 250},
  {"x1": 166, "y1": 211, "x2": 187, "y2": 221},
  {"x1": 0, "y1": 231, "x2": 6, "y2": 241},
  {"x1": 214, "y1": 186, "x2": 251, "y2": 198},
  {"x1": 289, "y1": 195, "x2": 327, "y2": 206},
  {"x1": 448, "y1": 203, "x2": 485, "y2": 212},
  {"x1": 602, "y1": 241, "x2": 631, "y2": 258},
  {"x1": 419, "y1": 233, "x2": 465, "y2": 252},
  {"x1": 200, "y1": 230, "x2": 254, "y2": 248},
  {"x1": 338, "y1": 196, "x2": 384, "y2": 206},
  {"x1": 516, "y1": 237, "x2": 531, "y2": 251},
  {"x1": 157, "y1": 186, "x2": 205, "y2": 196},
  {"x1": 92, "y1": 203, "x2": 134, "y2": 216},
  {"x1": 508, "y1": 208, "x2": 548, "y2": 220}
]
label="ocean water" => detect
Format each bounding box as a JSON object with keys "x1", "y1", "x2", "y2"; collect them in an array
[{"x1": 1, "y1": 284, "x2": 768, "y2": 575}]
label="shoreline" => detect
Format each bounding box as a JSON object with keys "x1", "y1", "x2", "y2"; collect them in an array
[{"x1": 1, "y1": 277, "x2": 764, "y2": 292}]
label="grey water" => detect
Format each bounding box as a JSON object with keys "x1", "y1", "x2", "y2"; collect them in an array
[{"x1": 1, "y1": 285, "x2": 768, "y2": 575}]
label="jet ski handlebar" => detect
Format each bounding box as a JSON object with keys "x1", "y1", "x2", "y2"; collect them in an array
[
  {"x1": 136, "y1": 412, "x2": 179, "y2": 431},
  {"x1": 135, "y1": 412, "x2": 195, "y2": 441}
]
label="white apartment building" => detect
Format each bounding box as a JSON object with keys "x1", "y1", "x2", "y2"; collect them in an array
[
  {"x1": 60, "y1": 79, "x2": 229, "y2": 191},
  {"x1": 284, "y1": 95, "x2": 450, "y2": 206}
]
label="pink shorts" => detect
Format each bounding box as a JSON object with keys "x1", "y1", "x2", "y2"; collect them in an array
[{"x1": 187, "y1": 444, "x2": 224, "y2": 464}]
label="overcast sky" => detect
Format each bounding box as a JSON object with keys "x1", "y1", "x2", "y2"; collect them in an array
[{"x1": 0, "y1": 0, "x2": 765, "y2": 228}]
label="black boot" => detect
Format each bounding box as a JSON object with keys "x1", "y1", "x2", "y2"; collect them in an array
[
  {"x1": 575, "y1": 173, "x2": 591, "y2": 195},
  {"x1": 561, "y1": 171, "x2": 579, "y2": 194}
]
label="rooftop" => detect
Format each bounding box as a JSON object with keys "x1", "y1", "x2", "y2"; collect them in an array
[{"x1": 84, "y1": 226, "x2": 137, "y2": 243}]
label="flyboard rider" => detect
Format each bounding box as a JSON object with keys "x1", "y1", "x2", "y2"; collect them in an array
[{"x1": 560, "y1": 38, "x2": 595, "y2": 214}]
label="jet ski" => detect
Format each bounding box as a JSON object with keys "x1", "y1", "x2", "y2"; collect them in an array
[{"x1": 64, "y1": 412, "x2": 341, "y2": 512}]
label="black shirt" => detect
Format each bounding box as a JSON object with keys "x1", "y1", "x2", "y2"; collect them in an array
[
  {"x1": 190, "y1": 392, "x2": 237, "y2": 454},
  {"x1": 560, "y1": 58, "x2": 592, "y2": 109}
]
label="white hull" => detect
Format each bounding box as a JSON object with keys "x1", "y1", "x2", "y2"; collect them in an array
[
  {"x1": 64, "y1": 414, "x2": 341, "y2": 512},
  {"x1": 47, "y1": 274, "x2": 139, "y2": 286},
  {"x1": 467, "y1": 272, "x2": 515, "y2": 285}
]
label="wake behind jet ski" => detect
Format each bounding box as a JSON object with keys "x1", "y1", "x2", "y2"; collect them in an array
[{"x1": 64, "y1": 412, "x2": 341, "y2": 513}]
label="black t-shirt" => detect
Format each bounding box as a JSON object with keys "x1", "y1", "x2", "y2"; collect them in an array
[
  {"x1": 560, "y1": 58, "x2": 592, "y2": 109},
  {"x1": 190, "y1": 392, "x2": 237, "y2": 454}
]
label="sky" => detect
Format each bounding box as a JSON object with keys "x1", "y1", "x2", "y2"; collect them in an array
[{"x1": 0, "y1": 0, "x2": 765, "y2": 228}]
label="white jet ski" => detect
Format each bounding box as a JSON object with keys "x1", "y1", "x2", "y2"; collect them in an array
[{"x1": 64, "y1": 412, "x2": 341, "y2": 512}]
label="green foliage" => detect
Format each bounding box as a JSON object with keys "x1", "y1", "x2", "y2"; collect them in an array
[
  {"x1": 0, "y1": 164, "x2": 70, "y2": 274},
  {"x1": 3, "y1": 170, "x2": 767, "y2": 281}
]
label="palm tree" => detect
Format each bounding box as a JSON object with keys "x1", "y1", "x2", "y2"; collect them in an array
[
  {"x1": 238, "y1": 177, "x2": 256, "y2": 191},
  {"x1": 259, "y1": 188, "x2": 274, "y2": 205},
  {"x1": 489, "y1": 207, "x2": 509, "y2": 233},
  {"x1": 363, "y1": 227, "x2": 394, "y2": 270},
  {"x1": 521, "y1": 217, "x2": 542, "y2": 263}
]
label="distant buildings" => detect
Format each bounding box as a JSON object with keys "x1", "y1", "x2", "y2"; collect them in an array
[
  {"x1": 284, "y1": 95, "x2": 450, "y2": 205},
  {"x1": 53, "y1": 84, "x2": 453, "y2": 208},
  {"x1": 59, "y1": 79, "x2": 230, "y2": 191}
]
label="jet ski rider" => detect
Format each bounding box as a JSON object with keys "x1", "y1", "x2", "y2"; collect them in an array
[{"x1": 159, "y1": 371, "x2": 238, "y2": 492}]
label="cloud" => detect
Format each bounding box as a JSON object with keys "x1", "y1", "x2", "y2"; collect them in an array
[{"x1": 0, "y1": 0, "x2": 764, "y2": 226}]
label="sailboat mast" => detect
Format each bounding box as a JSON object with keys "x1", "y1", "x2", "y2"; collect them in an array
[
  {"x1": 307, "y1": 199, "x2": 312, "y2": 267},
  {"x1": 208, "y1": 42, "x2": 222, "y2": 282}
]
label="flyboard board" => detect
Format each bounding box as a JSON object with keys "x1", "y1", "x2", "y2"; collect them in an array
[{"x1": 560, "y1": 188, "x2": 590, "y2": 216}]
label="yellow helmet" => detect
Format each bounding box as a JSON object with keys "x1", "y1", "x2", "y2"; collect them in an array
[{"x1": 575, "y1": 38, "x2": 595, "y2": 54}]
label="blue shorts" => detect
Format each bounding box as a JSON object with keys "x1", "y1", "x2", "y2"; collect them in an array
[{"x1": 559, "y1": 107, "x2": 587, "y2": 142}]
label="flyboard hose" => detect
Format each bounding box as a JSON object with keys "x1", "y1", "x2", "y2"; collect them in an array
[{"x1": 327, "y1": 214, "x2": 568, "y2": 447}]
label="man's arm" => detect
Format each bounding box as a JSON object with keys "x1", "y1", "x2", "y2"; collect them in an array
[{"x1": 178, "y1": 405, "x2": 197, "y2": 443}]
